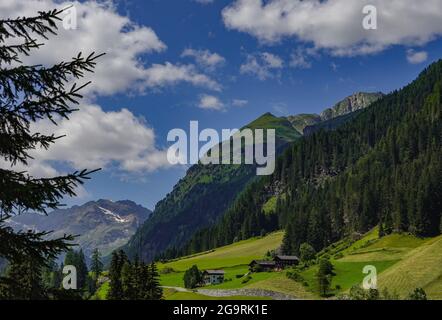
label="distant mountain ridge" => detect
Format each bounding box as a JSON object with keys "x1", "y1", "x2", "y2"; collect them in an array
[
  {"x1": 287, "y1": 92, "x2": 384, "y2": 134},
  {"x1": 320, "y1": 92, "x2": 384, "y2": 120},
  {"x1": 7, "y1": 199, "x2": 151, "y2": 259}
]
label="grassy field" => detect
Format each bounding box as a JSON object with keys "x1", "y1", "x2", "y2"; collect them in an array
[
  {"x1": 94, "y1": 227, "x2": 442, "y2": 300},
  {"x1": 159, "y1": 231, "x2": 285, "y2": 291},
  {"x1": 159, "y1": 231, "x2": 284, "y2": 273},
  {"x1": 160, "y1": 228, "x2": 442, "y2": 300},
  {"x1": 377, "y1": 235, "x2": 442, "y2": 299},
  {"x1": 92, "y1": 281, "x2": 109, "y2": 300}
]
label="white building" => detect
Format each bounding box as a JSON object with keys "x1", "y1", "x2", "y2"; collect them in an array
[{"x1": 203, "y1": 270, "x2": 225, "y2": 285}]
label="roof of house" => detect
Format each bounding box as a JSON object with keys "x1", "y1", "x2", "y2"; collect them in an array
[
  {"x1": 249, "y1": 260, "x2": 276, "y2": 266},
  {"x1": 274, "y1": 255, "x2": 300, "y2": 261},
  {"x1": 203, "y1": 270, "x2": 225, "y2": 275}
]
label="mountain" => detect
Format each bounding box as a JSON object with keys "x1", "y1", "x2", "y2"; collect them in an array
[
  {"x1": 320, "y1": 92, "x2": 384, "y2": 121},
  {"x1": 177, "y1": 60, "x2": 442, "y2": 258},
  {"x1": 125, "y1": 92, "x2": 383, "y2": 262},
  {"x1": 7, "y1": 199, "x2": 151, "y2": 259},
  {"x1": 303, "y1": 110, "x2": 364, "y2": 136},
  {"x1": 125, "y1": 113, "x2": 302, "y2": 262},
  {"x1": 287, "y1": 114, "x2": 322, "y2": 135},
  {"x1": 287, "y1": 92, "x2": 384, "y2": 135}
]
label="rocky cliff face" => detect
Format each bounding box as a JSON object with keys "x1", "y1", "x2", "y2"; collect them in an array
[{"x1": 320, "y1": 92, "x2": 384, "y2": 121}]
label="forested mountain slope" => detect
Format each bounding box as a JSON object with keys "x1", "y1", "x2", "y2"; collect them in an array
[
  {"x1": 127, "y1": 93, "x2": 383, "y2": 262},
  {"x1": 125, "y1": 113, "x2": 301, "y2": 261},
  {"x1": 176, "y1": 60, "x2": 442, "y2": 258}
]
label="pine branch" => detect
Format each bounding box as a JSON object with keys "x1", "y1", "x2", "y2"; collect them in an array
[
  {"x1": 0, "y1": 168, "x2": 101, "y2": 217},
  {"x1": 0, "y1": 9, "x2": 63, "y2": 43},
  {"x1": 0, "y1": 132, "x2": 61, "y2": 165},
  {"x1": 0, "y1": 52, "x2": 104, "y2": 102},
  {"x1": 0, "y1": 53, "x2": 104, "y2": 165},
  {"x1": 0, "y1": 221, "x2": 75, "y2": 266},
  {"x1": 0, "y1": 40, "x2": 42, "y2": 65}
]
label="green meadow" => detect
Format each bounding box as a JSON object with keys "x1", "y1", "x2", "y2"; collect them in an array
[{"x1": 94, "y1": 227, "x2": 442, "y2": 300}]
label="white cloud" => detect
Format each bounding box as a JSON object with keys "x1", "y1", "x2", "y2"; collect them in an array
[
  {"x1": 144, "y1": 62, "x2": 221, "y2": 91},
  {"x1": 1, "y1": 0, "x2": 219, "y2": 95},
  {"x1": 232, "y1": 99, "x2": 248, "y2": 107},
  {"x1": 261, "y1": 52, "x2": 283, "y2": 68},
  {"x1": 290, "y1": 48, "x2": 314, "y2": 69},
  {"x1": 198, "y1": 94, "x2": 225, "y2": 110},
  {"x1": 182, "y1": 48, "x2": 226, "y2": 70},
  {"x1": 406, "y1": 49, "x2": 428, "y2": 64},
  {"x1": 0, "y1": 103, "x2": 172, "y2": 177},
  {"x1": 240, "y1": 52, "x2": 283, "y2": 80},
  {"x1": 222, "y1": 0, "x2": 442, "y2": 56}
]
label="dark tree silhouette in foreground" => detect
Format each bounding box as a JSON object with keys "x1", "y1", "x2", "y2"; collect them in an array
[{"x1": 0, "y1": 8, "x2": 103, "y2": 298}]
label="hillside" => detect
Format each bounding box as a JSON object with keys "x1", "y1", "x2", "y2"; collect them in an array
[
  {"x1": 124, "y1": 113, "x2": 302, "y2": 262},
  {"x1": 126, "y1": 92, "x2": 383, "y2": 262},
  {"x1": 287, "y1": 114, "x2": 322, "y2": 135},
  {"x1": 154, "y1": 231, "x2": 314, "y2": 300},
  {"x1": 7, "y1": 199, "x2": 151, "y2": 259},
  {"x1": 179, "y1": 59, "x2": 442, "y2": 260},
  {"x1": 156, "y1": 229, "x2": 442, "y2": 300}
]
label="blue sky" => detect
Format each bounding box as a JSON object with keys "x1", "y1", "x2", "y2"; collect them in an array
[{"x1": 3, "y1": 0, "x2": 442, "y2": 210}]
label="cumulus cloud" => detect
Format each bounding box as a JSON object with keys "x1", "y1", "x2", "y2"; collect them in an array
[
  {"x1": 222, "y1": 0, "x2": 442, "y2": 56},
  {"x1": 240, "y1": 52, "x2": 283, "y2": 80},
  {"x1": 1, "y1": 0, "x2": 219, "y2": 95},
  {"x1": 0, "y1": 0, "x2": 222, "y2": 180},
  {"x1": 198, "y1": 94, "x2": 225, "y2": 110},
  {"x1": 0, "y1": 104, "x2": 172, "y2": 177},
  {"x1": 144, "y1": 62, "x2": 221, "y2": 91},
  {"x1": 181, "y1": 48, "x2": 226, "y2": 70},
  {"x1": 406, "y1": 49, "x2": 428, "y2": 64}
]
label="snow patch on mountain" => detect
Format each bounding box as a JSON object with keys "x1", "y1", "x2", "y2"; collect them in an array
[{"x1": 99, "y1": 206, "x2": 129, "y2": 223}]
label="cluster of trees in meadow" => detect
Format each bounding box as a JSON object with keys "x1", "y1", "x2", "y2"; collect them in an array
[
  {"x1": 0, "y1": 248, "x2": 103, "y2": 300},
  {"x1": 163, "y1": 59, "x2": 442, "y2": 260},
  {"x1": 107, "y1": 250, "x2": 162, "y2": 300}
]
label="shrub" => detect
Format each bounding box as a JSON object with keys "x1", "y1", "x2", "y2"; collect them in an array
[
  {"x1": 300, "y1": 243, "x2": 316, "y2": 263},
  {"x1": 408, "y1": 288, "x2": 427, "y2": 300},
  {"x1": 286, "y1": 269, "x2": 304, "y2": 282},
  {"x1": 160, "y1": 267, "x2": 175, "y2": 274}
]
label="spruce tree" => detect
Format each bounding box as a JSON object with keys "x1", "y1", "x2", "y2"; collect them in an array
[
  {"x1": 0, "y1": 9, "x2": 102, "y2": 298},
  {"x1": 107, "y1": 250, "x2": 127, "y2": 300},
  {"x1": 147, "y1": 262, "x2": 162, "y2": 300},
  {"x1": 90, "y1": 248, "x2": 103, "y2": 284},
  {"x1": 3, "y1": 257, "x2": 46, "y2": 300},
  {"x1": 121, "y1": 261, "x2": 135, "y2": 300}
]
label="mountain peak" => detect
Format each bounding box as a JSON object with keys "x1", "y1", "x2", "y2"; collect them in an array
[
  {"x1": 320, "y1": 92, "x2": 384, "y2": 121},
  {"x1": 7, "y1": 199, "x2": 152, "y2": 260}
]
